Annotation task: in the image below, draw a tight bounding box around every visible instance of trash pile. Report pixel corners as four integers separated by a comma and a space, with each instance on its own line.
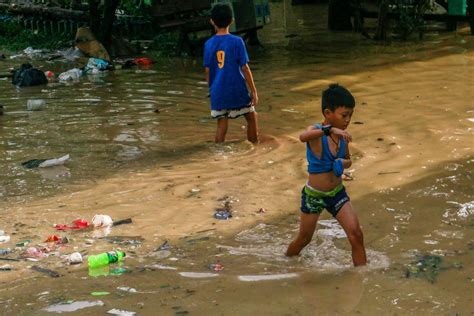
0, 214, 133, 278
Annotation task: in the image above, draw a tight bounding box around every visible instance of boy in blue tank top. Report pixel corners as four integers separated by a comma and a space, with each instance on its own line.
203, 4, 259, 143
286, 84, 367, 266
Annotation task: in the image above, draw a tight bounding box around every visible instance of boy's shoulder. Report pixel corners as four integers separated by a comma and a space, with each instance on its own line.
205, 34, 243, 46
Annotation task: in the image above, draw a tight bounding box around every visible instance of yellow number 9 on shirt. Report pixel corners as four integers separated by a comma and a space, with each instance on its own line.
217, 50, 225, 69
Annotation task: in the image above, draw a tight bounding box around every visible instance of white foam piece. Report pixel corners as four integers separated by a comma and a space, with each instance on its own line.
238, 273, 299, 282
179, 272, 219, 278
43, 300, 104, 313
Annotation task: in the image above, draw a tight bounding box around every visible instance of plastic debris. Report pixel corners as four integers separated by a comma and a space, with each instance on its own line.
91, 291, 110, 296
179, 272, 218, 278
68, 252, 83, 264
0, 235, 10, 243
0, 248, 12, 255
107, 308, 136, 316
31, 265, 60, 277
43, 300, 104, 313
92, 214, 113, 228
12, 63, 48, 87
88, 250, 125, 268
55, 219, 90, 231
208, 262, 224, 272
157, 240, 171, 251
105, 236, 143, 245
0, 265, 12, 271
113, 218, 133, 226
58, 68, 83, 81
22, 154, 70, 169
26, 247, 46, 258
16, 240, 31, 247
238, 273, 299, 282
214, 209, 232, 220
45, 235, 69, 244
26, 99, 46, 111
117, 286, 137, 293
257, 208, 266, 213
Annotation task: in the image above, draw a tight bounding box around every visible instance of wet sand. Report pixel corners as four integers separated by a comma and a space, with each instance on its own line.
1, 2, 474, 314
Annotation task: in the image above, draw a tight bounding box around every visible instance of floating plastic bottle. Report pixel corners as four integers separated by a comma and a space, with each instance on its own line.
26, 99, 46, 111
88, 250, 125, 268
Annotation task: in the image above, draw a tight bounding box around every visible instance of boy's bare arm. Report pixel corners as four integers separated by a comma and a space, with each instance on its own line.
241, 64, 258, 106
300, 125, 324, 142
205, 67, 209, 84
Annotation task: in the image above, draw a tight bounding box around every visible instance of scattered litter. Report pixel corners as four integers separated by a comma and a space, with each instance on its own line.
208, 262, 224, 272
214, 209, 232, 220
88, 250, 125, 268
113, 218, 133, 226
0, 265, 12, 271
43, 300, 104, 313
117, 286, 137, 293
157, 240, 171, 251
22, 154, 70, 169
190, 188, 200, 193
55, 218, 90, 231
238, 273, 299, 282
405, 254, 462, 283
0, 248, 12, 255
58, 68, 83, 81
25, 247, 47, 258
106, 236, 143, 245
91, 292, 110, 296
16, 240, 31, 247
257, 208, 266, 214
68, 252, 83, 264
45, 235, 69, 244
26, 99, 46, 111
92, 214, 113, 228
0, 235, 10, 243
144, 264, 177, 271
179, 272, 219, 278
31, 265, 60, 277
12, 63, 48, 87
107, 308, 136, 316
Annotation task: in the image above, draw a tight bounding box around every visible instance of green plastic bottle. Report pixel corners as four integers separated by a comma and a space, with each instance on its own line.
87, 250, 125, 268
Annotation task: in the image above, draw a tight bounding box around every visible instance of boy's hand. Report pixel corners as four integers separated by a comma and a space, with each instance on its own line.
331, 128, 352, 143
250, 92, 258, 106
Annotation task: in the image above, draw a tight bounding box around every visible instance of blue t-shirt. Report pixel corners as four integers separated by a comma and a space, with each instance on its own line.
203, 34, 251, 110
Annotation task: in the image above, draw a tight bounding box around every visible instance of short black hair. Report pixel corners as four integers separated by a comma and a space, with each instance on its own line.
321, 83, 355, 113
211, 4, 233, 28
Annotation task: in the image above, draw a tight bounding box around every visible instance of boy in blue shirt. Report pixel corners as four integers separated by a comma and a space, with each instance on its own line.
286, 84, 367, 266
204, 4, 259, 143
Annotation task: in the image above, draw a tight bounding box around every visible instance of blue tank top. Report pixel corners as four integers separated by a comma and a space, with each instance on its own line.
307, 124, 346, 174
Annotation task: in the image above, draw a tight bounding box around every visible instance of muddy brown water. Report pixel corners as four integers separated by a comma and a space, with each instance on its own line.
1, 2, 473, 315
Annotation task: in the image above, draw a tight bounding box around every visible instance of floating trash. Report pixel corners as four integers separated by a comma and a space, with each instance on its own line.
107, 308, 136, 316
214, 209, 232, 220
43, 300, 104, 313
238, 273, 299, 282
179, 272, 219, 278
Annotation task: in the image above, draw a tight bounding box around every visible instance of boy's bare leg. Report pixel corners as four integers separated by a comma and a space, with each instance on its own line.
215, 118, 228, 143
244, 111, 259, 143
335, 202, 367, 266
286, 213, 320, 257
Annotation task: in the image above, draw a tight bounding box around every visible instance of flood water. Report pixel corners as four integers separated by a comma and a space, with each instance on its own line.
1, 1, 473, 315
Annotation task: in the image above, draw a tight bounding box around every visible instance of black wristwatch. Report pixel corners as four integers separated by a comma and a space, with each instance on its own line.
322, 125, 332, 136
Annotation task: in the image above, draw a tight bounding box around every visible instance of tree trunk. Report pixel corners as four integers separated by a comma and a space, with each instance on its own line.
99, 0, 119, 51
374, 0, 389, 40
328, 0, 353, 31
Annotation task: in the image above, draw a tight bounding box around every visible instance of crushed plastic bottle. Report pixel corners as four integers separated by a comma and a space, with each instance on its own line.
88, 250, 125, 268
58, 68, 82, 81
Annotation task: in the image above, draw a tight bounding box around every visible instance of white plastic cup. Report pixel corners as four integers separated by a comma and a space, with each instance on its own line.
92, 214, 113, 228
26, 99, 46, 111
